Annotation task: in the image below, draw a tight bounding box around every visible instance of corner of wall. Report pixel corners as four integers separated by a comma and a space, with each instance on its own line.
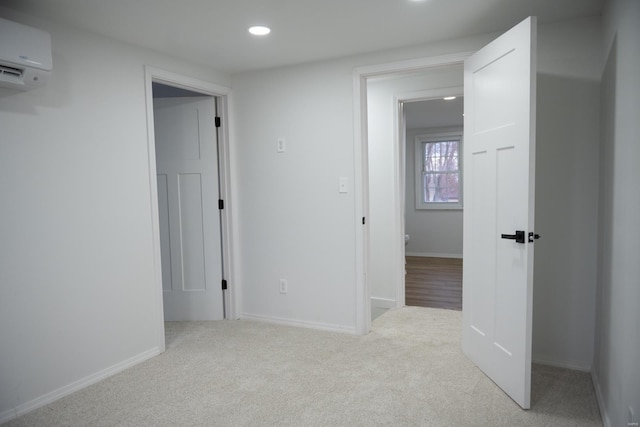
591, 369, 612, 427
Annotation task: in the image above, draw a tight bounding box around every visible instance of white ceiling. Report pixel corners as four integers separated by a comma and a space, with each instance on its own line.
3, 0, 603, 74
405, 97, 463, 130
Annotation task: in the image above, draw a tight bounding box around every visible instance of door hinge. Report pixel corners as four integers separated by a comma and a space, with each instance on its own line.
218, 199, 224, 210
362, 217, 366, 225
215, 116, 221, 128
221, 279, 228, 290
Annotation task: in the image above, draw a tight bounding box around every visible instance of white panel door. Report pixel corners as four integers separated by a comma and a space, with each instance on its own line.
462, 17, 537, 409
154, 96, 224, 321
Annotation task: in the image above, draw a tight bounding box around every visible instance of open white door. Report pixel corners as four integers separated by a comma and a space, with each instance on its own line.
154, 96, 224, 321
462, 17, 537, 409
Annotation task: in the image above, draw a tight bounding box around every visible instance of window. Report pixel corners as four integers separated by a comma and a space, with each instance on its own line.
415, 130, 463, 210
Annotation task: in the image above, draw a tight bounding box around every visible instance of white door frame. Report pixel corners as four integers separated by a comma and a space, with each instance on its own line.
144, 66, 235, 351
353, 53, 471, 335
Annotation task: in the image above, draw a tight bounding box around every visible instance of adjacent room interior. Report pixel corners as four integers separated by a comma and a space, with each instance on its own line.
403, 97, 464, 312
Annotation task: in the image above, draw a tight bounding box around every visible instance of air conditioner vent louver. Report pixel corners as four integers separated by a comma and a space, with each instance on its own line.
0, 64, 23, 78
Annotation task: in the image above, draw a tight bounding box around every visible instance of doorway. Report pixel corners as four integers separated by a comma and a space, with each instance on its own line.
402, 97, 463, 311
152, 83, 224, 321
356, 17, 539, 409
363, 63, 465, 327
144, 67, 234, 351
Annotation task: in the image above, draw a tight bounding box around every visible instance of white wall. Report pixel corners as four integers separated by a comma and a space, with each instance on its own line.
594, 0, 640, 425
230, 60, 357, 331
405, 127, 463, 258
0, 9, 230, 421
531, 17, 602, 371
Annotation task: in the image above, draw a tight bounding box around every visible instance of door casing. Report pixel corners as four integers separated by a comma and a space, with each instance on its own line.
144, 66, 234, 352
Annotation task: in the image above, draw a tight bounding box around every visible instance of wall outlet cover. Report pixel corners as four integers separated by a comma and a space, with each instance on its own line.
279, 279, 288, 294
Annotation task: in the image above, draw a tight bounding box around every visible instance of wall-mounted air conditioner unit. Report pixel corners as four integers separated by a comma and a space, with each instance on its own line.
0, 17, 52, 91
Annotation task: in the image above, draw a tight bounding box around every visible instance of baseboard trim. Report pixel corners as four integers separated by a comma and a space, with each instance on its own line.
240, 313, 356, 335
591, 370, 611, 427
371, 297, 396, 309
532, 355, 591, 372
405, 252, 463, 259
0, 347, 162, 424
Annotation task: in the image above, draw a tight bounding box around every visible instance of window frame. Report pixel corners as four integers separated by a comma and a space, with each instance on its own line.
414, 128, 463, 210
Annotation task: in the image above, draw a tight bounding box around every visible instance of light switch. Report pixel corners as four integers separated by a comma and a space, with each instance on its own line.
339, 177, 348, 193
277, 138, 286, 153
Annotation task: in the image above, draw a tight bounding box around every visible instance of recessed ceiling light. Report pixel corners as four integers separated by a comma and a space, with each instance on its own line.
443, 96, 456, 100
249, 26, 271, 36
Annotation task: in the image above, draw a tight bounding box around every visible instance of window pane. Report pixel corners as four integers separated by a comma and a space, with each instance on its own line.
422, 172, 459, 203
424, 140, 459, 173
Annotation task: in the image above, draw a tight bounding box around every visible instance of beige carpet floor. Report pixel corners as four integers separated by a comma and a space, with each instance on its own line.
5, 307, 602, 426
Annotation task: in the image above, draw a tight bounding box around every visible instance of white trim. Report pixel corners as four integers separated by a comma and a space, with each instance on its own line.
591, 370, 611, 427
226, 92, 242, 319
406, 252, 463, 259
392, 94, 406, 309
0, 347, 161, 424
240, 313, 357, 335
215, 93, 236, 321
371, 297, 397, 309
396, 88, 462, 105
146, 67, 231, 96
143, 67, 166, 353
354, 53, 474, 78
353, 56, 470, 333
531, 355, 591, 372
353, 71, 370, 335
143, 66, 235, 345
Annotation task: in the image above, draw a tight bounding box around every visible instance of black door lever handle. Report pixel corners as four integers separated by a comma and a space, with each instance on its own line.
501, 230, 526, 244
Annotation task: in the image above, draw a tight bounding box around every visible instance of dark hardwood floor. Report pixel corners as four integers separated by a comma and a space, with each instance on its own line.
405, 256, 462, 310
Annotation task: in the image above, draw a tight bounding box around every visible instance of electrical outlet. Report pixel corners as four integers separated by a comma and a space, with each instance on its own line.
279, 279, 288, 294
277, 138, 286, 153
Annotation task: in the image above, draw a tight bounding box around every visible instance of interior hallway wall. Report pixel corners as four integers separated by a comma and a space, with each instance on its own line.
532, 16, 602, 371
593, 0, 640, 425
0, 8, 230, 421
